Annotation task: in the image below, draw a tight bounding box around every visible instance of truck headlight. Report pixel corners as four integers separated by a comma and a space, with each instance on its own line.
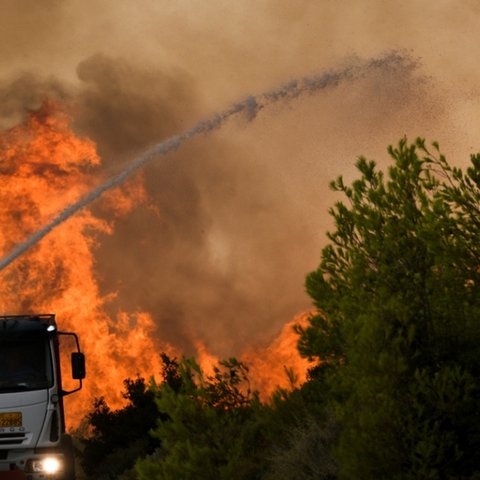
26, 455, 63, 474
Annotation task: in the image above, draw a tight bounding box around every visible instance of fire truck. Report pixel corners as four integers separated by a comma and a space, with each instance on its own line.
0, 315, 85, 480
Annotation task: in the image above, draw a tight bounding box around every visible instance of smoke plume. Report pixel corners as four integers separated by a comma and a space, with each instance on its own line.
0, 0, 475, 365
0, 52, 410, 272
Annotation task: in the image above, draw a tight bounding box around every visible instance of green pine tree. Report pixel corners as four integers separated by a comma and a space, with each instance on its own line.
135, 356, 265, 480
298, 139, 480, 479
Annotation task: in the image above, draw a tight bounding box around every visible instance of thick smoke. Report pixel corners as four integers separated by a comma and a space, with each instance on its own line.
0, 52, 419, 352
0, 1, 474, 356
0, 74, 68, 129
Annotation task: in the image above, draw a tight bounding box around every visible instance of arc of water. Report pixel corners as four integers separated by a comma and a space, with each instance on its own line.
0, 51, 408, 272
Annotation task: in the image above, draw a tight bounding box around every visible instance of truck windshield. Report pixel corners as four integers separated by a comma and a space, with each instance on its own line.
0, 337, 53, 392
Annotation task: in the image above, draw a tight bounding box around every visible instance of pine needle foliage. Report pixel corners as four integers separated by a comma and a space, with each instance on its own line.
298, 139, 480, 479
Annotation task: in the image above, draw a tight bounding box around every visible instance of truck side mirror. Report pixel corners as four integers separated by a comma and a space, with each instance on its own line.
71, 352, 86, 380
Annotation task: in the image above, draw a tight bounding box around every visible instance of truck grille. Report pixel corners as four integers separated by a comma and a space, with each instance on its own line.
0, 433, 26, 445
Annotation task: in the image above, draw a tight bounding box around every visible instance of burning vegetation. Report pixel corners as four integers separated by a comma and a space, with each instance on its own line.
0, 102, 309, 427
3, 98, 480, 479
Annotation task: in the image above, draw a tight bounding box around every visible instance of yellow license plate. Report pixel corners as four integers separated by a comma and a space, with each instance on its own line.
0, 412, 22, 427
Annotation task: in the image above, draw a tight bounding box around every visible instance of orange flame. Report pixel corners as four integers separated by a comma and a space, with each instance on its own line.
0, 103, 309, 428
242, 312, 311, 399
0, 102, 175, 428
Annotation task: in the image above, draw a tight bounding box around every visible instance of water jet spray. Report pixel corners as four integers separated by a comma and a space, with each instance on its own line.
0, 51, 412, 272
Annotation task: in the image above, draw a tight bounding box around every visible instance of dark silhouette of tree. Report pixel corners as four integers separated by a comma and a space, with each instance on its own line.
81, 377, 162, 480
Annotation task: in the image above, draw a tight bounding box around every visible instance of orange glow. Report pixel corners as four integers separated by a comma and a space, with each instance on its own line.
0, 102, 172, 428
193, 340, 219, 377
242, 312, 311, 399
0, 102, 310, 428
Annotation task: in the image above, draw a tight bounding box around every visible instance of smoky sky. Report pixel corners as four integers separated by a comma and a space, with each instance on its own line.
0, 0, 478, 356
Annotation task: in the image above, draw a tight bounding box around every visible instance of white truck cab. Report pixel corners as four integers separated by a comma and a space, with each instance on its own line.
0, 315, 85, 480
